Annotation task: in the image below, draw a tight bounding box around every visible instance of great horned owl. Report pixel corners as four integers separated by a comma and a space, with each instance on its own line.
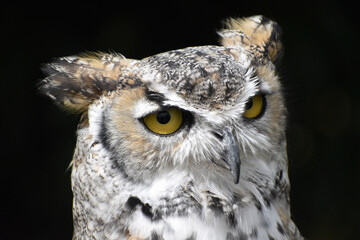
39, 16, 303, 240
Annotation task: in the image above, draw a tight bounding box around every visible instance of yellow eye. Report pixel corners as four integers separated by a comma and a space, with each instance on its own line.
243, 95, 265, 119
143, 108, 183, 135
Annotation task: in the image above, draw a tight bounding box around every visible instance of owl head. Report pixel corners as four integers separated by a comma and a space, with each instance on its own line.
39, 15, 285, 190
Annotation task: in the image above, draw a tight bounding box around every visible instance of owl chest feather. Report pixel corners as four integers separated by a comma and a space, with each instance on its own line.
71, 133, 299, 240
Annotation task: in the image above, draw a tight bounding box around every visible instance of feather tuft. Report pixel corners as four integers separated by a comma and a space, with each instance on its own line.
219, 15, 283, 67
39, 53, 141, 113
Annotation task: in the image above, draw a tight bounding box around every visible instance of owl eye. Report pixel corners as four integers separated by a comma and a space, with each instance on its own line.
243, 95, 266, 119
143, 107, 183, 135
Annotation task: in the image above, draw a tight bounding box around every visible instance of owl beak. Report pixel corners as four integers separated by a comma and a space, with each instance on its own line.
221, 127, 241, 184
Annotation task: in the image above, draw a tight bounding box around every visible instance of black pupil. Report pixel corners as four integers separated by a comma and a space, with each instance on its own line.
245, 98, 253, 110
156, 111, 171, 124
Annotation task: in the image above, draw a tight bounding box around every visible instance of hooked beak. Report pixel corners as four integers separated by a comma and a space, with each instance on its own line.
221, 127, 241, 184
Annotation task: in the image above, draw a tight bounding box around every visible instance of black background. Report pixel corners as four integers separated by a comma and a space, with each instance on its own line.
1, 1, 359, 239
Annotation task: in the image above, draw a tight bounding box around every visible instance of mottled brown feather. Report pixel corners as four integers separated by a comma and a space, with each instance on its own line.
220, 16, 283, 66
39, 53, 142, 113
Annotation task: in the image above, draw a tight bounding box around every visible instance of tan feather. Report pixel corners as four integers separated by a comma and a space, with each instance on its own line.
39, 53, 142, 113
219, 15, 283, 66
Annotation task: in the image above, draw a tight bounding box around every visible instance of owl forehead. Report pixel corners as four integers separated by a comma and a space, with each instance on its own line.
138, 46, 254, 110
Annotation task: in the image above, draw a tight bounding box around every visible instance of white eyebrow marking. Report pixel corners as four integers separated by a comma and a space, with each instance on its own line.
133, 98, 160, 119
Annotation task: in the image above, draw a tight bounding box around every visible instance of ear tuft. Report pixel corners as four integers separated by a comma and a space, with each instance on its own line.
39, 53, 141, 113
219, 15, 283, 67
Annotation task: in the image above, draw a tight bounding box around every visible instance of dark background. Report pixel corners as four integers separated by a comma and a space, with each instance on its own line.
1, 1, 359, 239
